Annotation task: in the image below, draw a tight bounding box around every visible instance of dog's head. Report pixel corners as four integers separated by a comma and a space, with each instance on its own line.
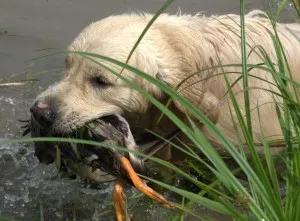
30, 14, 219, 137
31, 15, 171, 135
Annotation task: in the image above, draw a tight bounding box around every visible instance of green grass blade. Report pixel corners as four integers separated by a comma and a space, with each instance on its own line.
139, 175, 240, 218
120, 0, 174, 74
240, 0, 252, 138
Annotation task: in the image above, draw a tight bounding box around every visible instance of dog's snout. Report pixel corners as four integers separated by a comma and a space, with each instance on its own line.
30, 100, 56, 126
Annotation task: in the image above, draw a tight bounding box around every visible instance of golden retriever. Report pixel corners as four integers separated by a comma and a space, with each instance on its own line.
31, 10, 300, 163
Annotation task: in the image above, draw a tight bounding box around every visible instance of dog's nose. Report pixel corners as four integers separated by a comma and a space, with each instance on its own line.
30, 100, 55, 126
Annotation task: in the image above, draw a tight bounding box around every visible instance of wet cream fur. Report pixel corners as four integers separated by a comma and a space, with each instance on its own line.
37, 10, 300, 154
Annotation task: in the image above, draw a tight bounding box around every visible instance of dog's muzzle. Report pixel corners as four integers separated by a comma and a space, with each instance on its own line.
30, 99, 57, 128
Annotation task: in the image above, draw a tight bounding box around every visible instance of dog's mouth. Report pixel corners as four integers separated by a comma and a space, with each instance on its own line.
22, 114, 148, 182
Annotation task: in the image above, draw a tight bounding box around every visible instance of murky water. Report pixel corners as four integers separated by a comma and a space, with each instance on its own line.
0, 0, 296, 220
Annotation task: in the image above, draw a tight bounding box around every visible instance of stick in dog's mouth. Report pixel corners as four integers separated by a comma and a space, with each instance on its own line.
21, 114, 171, 220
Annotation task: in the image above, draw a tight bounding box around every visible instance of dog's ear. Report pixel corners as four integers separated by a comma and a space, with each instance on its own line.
155, 71, 220, 124
135, 46, 219, 124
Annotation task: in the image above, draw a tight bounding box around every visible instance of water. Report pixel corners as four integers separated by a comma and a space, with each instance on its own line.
0, 0, 296, 220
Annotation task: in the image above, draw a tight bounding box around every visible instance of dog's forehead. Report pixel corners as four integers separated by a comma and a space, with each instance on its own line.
69, 37, 136, 61
66, 41, 139, 82
65, 15, 156, 81
68, 16, 151, 56
64, 53, 131, 84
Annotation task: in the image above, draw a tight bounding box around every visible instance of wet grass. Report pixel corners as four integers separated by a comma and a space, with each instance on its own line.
0, 28, 8, 35
1, 0, 300, 220
0, 63, 62, 88
65, 1, 300, 219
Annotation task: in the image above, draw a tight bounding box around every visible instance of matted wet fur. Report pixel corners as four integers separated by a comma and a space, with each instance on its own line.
34, 10, 300, 161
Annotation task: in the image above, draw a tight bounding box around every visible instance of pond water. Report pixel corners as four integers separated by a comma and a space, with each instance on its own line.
0, 0, 296, 220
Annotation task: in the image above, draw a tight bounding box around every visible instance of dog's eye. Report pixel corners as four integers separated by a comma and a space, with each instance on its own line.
92, 77, 110, 88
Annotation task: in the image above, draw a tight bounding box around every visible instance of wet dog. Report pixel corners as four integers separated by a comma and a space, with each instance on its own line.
31, 10, 300, 157
27, 10, 300, 220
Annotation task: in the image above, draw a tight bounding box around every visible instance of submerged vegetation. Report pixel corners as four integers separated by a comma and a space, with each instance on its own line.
1, 0, 300, 220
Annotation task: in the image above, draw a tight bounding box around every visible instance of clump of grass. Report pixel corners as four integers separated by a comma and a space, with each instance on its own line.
2, 0, 300, 220
0, 62, 62, 88
0, 28, 8, 35
69, 1, 299, 220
